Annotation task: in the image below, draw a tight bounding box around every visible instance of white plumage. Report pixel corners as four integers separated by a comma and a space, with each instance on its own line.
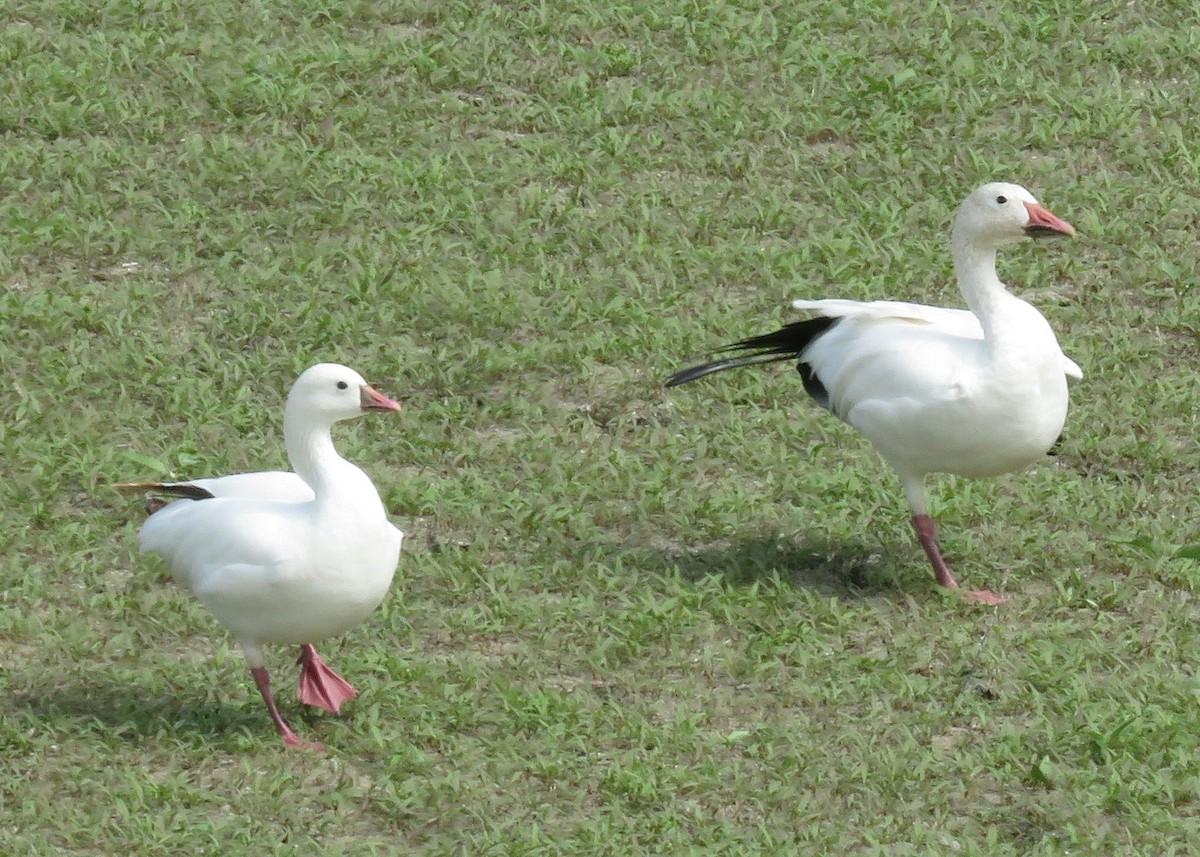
667, 182, 1079, 603
121, 363, 403, 747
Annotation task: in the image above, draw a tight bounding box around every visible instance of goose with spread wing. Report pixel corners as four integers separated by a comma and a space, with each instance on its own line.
667, 183, 1079, 604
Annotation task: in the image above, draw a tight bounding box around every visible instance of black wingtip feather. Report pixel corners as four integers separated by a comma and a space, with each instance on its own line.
724, 317, 839, 356
665, 316, 840, 391
665, 362, 726, 388
156, 483, 217, 501
115, 481, 216, 502
665, 353, 790, 387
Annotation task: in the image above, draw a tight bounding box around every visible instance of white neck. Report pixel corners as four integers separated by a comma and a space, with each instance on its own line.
282, 406, 387, 523
952, 234, 1015, 344
951, 229, 1067, 387
283, 409, 346, 499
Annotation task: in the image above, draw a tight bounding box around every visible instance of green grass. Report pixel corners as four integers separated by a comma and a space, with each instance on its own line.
2, 0, 1200, 853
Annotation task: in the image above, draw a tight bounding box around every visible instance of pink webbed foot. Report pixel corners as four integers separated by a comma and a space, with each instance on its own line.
910, 513, 1006, 606
250, 666, 325, 751
296, 644, 358, 714
962, 589, 1007, 606
281, 733, 327, 752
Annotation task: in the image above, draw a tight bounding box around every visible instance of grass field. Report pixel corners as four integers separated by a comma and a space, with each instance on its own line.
2, 0, 1199, 853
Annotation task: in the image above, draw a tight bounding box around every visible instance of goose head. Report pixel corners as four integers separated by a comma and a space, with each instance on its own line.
953, 182, 1075, 251
286, 363, 401, 427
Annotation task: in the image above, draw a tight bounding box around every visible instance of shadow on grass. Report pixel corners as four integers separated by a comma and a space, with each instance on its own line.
620, 531, 932, 601
10, 678, 277, 745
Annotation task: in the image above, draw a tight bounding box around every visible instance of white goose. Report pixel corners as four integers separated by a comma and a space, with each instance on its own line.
120, 363, 404, 747
667, 182, 1079, 604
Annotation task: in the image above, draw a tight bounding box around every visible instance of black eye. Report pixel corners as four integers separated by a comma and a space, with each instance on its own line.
996, 195, 1008, 204
336, 381, 348, 390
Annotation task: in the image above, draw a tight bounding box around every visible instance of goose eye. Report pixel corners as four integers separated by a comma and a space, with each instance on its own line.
336, 381, 349, 390
996, 195, 1008, 204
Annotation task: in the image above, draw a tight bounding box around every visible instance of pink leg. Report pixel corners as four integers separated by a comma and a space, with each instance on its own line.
296, 644, 357, 714
250, 666, 323, 750
910, 514, 1005, 605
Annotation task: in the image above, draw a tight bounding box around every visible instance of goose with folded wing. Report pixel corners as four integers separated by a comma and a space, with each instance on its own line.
120, 363, 404, 748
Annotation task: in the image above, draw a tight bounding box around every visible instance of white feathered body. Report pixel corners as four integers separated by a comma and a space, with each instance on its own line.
795, 295, 1076, 480
139, 461, 402, 648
